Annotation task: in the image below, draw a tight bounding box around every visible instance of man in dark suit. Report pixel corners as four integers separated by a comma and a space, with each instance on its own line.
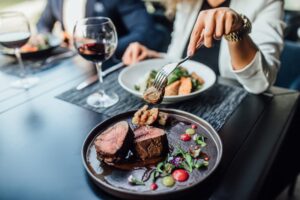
37, 0, 163, 59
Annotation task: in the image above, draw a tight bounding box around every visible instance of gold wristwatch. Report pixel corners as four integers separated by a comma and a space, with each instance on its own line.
224, 14, 252, 42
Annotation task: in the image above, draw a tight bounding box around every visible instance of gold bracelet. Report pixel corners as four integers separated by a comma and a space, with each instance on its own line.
224, 14, 252, 42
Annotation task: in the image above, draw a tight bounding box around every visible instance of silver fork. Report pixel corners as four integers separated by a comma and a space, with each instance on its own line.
153, 41, 204, 91
152, 55, 191, 91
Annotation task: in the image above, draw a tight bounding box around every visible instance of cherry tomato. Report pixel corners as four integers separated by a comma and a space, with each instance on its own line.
150, 183, 158, 190
180, 134, 191, 141
191, 124, 197, 129
172, 169, 189, 182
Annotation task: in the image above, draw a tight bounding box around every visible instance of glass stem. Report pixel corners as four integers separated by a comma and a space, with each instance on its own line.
15, 48, 26, 78
95, 62, 104, 93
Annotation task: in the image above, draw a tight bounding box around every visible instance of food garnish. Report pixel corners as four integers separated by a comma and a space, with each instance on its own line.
193, 135, 207, 147
132, 105, 159, 126
172, 169, 189, 182
158, 112, 168, 126
189, 145, 201, 158
150, 183, 158, 190
135, 67, 204, 97
180, 134, 191, 141
162, 176, 175, 187
186, 128, 196, 135
191, 124, 197, 129
128, 175, 145, 185
132, 105, 168, 126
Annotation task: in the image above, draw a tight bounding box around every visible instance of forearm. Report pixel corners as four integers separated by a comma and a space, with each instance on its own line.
228, 35, 258, 70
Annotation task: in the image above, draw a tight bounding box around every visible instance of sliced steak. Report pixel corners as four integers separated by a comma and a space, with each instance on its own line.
94, 121, 134, 164
134, 126, 168, 161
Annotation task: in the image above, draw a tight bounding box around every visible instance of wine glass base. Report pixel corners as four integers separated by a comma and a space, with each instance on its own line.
11, 77, 39, 89
86, 91, 119, 108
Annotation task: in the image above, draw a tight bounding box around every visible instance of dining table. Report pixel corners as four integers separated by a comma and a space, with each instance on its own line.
0, 53, 299, 200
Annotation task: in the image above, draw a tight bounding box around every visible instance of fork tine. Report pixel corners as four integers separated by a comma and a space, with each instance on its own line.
156, 71, 167, 91
153, 71, 163, 88
154, 70, 165, 88
152, 53, 194, 92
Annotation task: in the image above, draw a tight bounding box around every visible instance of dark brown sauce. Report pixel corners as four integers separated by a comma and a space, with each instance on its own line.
106, 156, 166, 171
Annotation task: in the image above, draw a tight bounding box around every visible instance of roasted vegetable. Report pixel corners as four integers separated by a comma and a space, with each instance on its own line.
135, 66, 204, 96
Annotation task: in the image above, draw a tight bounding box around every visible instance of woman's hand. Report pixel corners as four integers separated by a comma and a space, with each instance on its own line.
187, 7, 244, 56
122, 42, 161, 65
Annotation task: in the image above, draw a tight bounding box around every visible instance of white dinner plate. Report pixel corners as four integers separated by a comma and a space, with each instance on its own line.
118, 58, 216, 104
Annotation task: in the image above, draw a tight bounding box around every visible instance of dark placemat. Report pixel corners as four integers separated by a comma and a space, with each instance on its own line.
0, 47, 69, 76
57, 69, 248, 131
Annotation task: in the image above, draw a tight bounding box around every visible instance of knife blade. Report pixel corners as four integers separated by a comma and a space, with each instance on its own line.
76, 62, 124, 90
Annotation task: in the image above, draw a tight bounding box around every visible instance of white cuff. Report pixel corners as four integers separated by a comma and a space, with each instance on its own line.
230, 51, 270, 94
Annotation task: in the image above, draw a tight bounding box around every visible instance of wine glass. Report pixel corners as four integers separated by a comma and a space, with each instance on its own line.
0, 11, 39, 89
73, 17, 119, 108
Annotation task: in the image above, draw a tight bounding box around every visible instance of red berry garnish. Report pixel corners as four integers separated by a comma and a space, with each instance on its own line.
150, 183, 158, 190
180, 134, 191, 141
172, 169, 189, 182
191, 124, 197, 129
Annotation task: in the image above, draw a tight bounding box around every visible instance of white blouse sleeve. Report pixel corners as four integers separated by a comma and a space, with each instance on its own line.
231, 0, 285, 94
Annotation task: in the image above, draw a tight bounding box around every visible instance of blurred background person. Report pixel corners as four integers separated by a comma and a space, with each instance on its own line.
122, 0, 285, 94
37, 0, 164, 59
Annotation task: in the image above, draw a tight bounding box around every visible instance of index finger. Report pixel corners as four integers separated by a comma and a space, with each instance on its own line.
187, 12, 205, 56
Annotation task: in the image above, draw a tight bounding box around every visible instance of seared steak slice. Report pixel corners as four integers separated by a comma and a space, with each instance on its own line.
94, 121, 133, 164
134, 126, 168, 161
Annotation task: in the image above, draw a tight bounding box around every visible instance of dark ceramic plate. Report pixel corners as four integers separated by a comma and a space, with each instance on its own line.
82, 109, 222, 199
0, 34, 61, 58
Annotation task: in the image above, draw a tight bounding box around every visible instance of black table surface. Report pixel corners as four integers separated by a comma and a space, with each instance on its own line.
0, 55, 299, 200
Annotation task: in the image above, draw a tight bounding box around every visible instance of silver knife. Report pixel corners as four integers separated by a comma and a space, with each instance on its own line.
76, 62, 124, 90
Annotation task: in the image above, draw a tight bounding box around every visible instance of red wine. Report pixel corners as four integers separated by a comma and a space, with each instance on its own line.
0, 32, 30, 49
77, 43, 113, 62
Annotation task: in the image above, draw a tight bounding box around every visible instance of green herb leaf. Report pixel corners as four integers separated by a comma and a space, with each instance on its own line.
134, 85, 140, 91
156, 162, 165, 173
185, 154, 193, 171
181, 161, 191, 172
163, 163, 174, 175
150, 170, 160, 183
194, 159, 209, 169
194, 135, 207, 147
128, 175, 145, 185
